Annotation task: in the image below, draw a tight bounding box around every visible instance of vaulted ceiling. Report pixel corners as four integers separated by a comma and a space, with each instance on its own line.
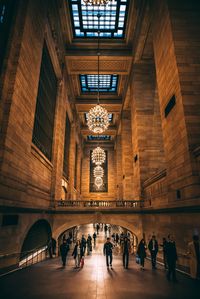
58, 0, 154, 146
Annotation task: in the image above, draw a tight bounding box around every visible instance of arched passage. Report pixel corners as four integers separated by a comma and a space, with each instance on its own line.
20, 219, 52, 259
52, 213, 143, 242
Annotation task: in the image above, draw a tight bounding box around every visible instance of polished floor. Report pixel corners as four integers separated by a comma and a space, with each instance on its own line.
0, 224, 200, 299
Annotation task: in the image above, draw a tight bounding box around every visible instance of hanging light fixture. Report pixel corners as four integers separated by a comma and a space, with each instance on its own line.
92, 146, 106, 165
93, 165, 104, 178
94, 177, 103, 189
83, 0, 112, 6
87, 12, 110, 134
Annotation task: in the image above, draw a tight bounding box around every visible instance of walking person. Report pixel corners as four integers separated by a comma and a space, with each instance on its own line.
60, 239, 69, 267
104, 224, 108, 236
160, 237, 168, 269
115, 233, 119, 244
187, 235, 200, 280
81, 235, 87, 255
72, 240, 82, 268
96, 223, 100, 235
51, 238, 57, 256
87, 234, 92, 255
166, 234, 178, 282
137, 238, 147, 270
148, 235, 158, 269
122, 236, 131, 269
103, 237, 114, 269
93, 232, 97, 247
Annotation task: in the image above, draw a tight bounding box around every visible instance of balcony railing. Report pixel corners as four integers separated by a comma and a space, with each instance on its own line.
56, 200, 144, 209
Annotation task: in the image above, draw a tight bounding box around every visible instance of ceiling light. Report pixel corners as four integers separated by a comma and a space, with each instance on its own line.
87, 105, 109, 134
86, 11, 110, 134
94, 177, 103, 189
93, 165, 104, 178
92, 146, 106, 165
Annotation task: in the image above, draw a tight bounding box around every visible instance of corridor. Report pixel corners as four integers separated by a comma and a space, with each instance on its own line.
0, 224, 200, 299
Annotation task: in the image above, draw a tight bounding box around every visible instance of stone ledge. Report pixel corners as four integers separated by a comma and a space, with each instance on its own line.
31, 144, 53, 171
143, 169, 167, 188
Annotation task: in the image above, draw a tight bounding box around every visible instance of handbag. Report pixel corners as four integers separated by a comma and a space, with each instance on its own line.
80, 257, 84, 268
136, 254, 140, 264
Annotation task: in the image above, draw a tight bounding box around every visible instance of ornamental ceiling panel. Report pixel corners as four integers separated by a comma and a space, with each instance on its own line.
65, 56, 132, 74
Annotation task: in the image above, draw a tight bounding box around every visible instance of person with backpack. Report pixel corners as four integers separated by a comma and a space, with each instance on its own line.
60, 239, 69, 267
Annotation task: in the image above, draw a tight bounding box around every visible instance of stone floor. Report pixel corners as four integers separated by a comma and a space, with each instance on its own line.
0, 224, 200, 299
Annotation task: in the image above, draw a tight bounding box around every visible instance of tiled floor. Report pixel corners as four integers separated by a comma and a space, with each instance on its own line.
0, 224, 200, 299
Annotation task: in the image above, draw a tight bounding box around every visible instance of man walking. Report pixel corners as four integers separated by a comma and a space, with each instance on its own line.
60, 239, 69, 267
103, 237, 114, 269
93, 232, 97, 247
148, 235, 158, 269
166, 234, 178, 282
122, 236, 131, 269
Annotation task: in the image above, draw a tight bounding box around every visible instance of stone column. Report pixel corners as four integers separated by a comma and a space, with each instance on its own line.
50, 79, 66, 204
68, 122, 76, 199
130, 63, 165, 200
121, 110, 134, 200
152, 0, 200, 202
115, 135, 123, 200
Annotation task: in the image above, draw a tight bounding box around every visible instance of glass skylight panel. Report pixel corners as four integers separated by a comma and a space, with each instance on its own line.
80, 74, 118, 92
87, 135, 111, 141
69, 0, 129, 38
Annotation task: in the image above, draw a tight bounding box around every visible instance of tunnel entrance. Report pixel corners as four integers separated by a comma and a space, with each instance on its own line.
57, 223, 138, 256
19, 219, 52, 267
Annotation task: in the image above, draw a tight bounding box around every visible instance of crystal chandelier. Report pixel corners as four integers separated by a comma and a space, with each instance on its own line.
93, 165, 104, 178
86, 12, 109, 134
83, 0, 112, 5
92, 146, 106, 165
94, 177, 103, 189
87, 105, 109, 133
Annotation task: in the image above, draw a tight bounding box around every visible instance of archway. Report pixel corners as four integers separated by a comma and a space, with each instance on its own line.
20, 219, 52, 260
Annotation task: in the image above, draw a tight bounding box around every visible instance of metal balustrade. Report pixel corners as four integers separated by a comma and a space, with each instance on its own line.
0, 244, 48, 277
56, 200, 144, 208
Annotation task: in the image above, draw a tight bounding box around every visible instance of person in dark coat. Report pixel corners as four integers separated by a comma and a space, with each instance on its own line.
160, 237, 168, 269
166, 234, 178, 282
60, 239, 69, 266
122, 236, 131, 269
103, 237, 114, 269
137, 239, 147, 270
115, 233, 119, 244
81, 235, 87, 255
93, 232, 97, 246
87, 234, 92, 255
96, 223, 100, 235
148, 235, 159, 269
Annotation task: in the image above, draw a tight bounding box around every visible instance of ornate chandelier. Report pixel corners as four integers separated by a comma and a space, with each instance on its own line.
93, 165, 104, 178
92, 146, 106, 165
94, 177, 103, 189
83, 0, 112, 5
87, 105, 109, 133
86, 11, 109, 134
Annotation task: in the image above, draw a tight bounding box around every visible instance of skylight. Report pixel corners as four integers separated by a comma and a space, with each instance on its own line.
80, 74, 118, 92
87, 135, 111, 141
69, 0, 129, 38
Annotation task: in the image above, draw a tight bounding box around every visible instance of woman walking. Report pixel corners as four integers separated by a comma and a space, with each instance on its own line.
72, 240, 83, 268
137, 238, 147, 270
